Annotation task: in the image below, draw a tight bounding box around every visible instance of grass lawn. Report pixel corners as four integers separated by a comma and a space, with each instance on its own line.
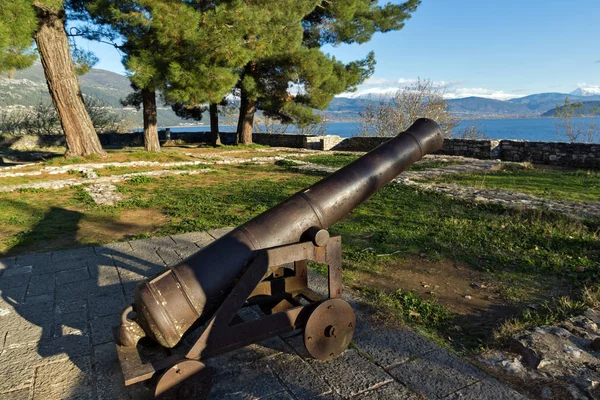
426, 163, 600, 204
1, 153, 599, 352
1, 146, 599, 353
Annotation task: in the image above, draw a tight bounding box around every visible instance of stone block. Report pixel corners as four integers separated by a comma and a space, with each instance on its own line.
51, 246, 96, 263
0, 273, 31, 290
27, 273, 55, 297
55, 266, 89, 285
0, 344, 41, 392
88, 292, 126, 319
1, 265, 32, 277
156, 247, 182, 267
54, 311, 89, 337
128, 236, 176, 253
14, 252, 51, 269
352, 381, 418, 399
209, 358, 287, 400
0, 257, 16, 270
170, 231, 214, 247
207, 336, 291, 370
307, 349, 392, 397
1, 285, 28, 303
446, 378, 527, 399
33, 356, 94, 400
353, 327, 440, 368
388, 348, 485, 398
56, 278, 121, 300
207, 227, 234, 239
93, 342, 151, 400
0, 389, 30, 400
94, 241, 133, 255
90, 313, 120, 345
88, 263, 121, 289
40, 333, 92, 359
266, 352, 332, 399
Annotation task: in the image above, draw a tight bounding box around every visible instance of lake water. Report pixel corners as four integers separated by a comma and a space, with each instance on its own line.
166, 117, 600, 143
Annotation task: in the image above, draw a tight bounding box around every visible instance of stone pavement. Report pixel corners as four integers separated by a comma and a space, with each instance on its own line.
0, 229, 527, 400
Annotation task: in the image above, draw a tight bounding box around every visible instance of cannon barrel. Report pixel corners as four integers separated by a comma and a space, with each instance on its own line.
124, 118, 444, 348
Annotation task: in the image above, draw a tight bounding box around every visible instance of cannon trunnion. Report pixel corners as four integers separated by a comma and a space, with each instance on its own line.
113, 118, 444, 398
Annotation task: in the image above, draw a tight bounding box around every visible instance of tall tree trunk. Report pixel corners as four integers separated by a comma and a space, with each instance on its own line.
33, 4, 105, 157
236, 91, 256, 145
236, 63, 257, 145
209, 103, 221, 146
142, 88, 161, 152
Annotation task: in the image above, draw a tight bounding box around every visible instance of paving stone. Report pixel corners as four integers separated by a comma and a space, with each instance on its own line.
55, 278, 122, 300
0, 389, 30, 400
0, 257, 16, 270
207, 336, 291, 370
88, 292, 127, 319
209, 358, 287, 400
0, 274, 32, 289
32, 356, 94, 400
93, 342, 151, 400
94, 241, 132, 255
4, 319, 52, 347
1, 285, 28, 303
0, 344, 42, 392
52, 246, 96, 263
55, 266, 89, 285
266, 352, 332, 399
207, 227, 234, 239
40, 333, 92, 359
54, 311, 88, 336
284, 332, 312, 359
128, 236, 176, 253
353, 327, 440, 368
2, 265, 32, 277
353, 381, 419, 399
34, 258, 87, 275
446, 378, 527, 399
88, 262, 121, 289
308, 349, 393, 398
25, 294, 54, 304
112, 251, 165, 278
14, 252, 51, 269
90, 313, 120, 345
261, 391, 294, 399
55, 299, 87, 315
170, 231, 214, 247
27, 273, 55, 297
388, 349, 486, 399
174, 245, 201, 260
156, 247, 182, 267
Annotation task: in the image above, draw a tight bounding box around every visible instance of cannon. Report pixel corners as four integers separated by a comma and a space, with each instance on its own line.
114, 118, 444, 399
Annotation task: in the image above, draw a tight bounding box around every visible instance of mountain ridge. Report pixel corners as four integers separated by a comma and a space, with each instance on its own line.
2, 63, 599, 125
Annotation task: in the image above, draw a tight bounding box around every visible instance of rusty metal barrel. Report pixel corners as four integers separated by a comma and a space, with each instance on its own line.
121, 118, 444, 348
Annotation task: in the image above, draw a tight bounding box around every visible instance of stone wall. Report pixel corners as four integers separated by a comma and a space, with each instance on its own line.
500, 140, 600, 168
2, 131, 600, 168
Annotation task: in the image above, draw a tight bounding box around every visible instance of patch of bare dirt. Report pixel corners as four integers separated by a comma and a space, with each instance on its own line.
78, 209, 169, 243
352, 257, 520, 335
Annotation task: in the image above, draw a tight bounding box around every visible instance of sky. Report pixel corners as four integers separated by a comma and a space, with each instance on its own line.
75, 0, 600, 101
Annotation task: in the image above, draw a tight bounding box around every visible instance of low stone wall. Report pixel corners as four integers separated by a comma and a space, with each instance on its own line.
2, 131, 600, 168
500, 140, 600, 168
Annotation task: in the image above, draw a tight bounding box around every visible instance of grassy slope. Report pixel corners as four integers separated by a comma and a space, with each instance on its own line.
427, 164, 600, 204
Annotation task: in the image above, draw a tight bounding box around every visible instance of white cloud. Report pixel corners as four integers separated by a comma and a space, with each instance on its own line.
337, 77, 525, 101
573, 83, 600, 95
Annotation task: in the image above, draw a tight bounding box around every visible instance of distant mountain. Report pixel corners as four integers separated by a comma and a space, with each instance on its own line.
541, 101, 600, 117
3, 63, 600, 125
570, 87, 600, 97
0, 62, 195, 127
507, 92, 600, 114
446, 96, 533, 117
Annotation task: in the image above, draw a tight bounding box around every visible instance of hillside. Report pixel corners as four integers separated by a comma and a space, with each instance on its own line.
541, 101, 600, 117
0, 62, 194, 127
446, 96, 533, 117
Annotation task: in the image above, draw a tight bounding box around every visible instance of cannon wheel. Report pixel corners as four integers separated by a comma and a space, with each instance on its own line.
154, 360, 212, 400
304, 298, 356, 361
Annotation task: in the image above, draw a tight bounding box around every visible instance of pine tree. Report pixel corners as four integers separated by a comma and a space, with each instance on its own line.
33, 1, 106, 157
0, 1, 37, 74
235, 0, 421, 143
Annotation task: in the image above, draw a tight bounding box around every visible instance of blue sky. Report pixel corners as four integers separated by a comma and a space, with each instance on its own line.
76, 0, 600, 100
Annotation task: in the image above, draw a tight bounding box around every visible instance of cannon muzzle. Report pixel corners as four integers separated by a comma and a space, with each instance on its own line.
120, 118, 444, 349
